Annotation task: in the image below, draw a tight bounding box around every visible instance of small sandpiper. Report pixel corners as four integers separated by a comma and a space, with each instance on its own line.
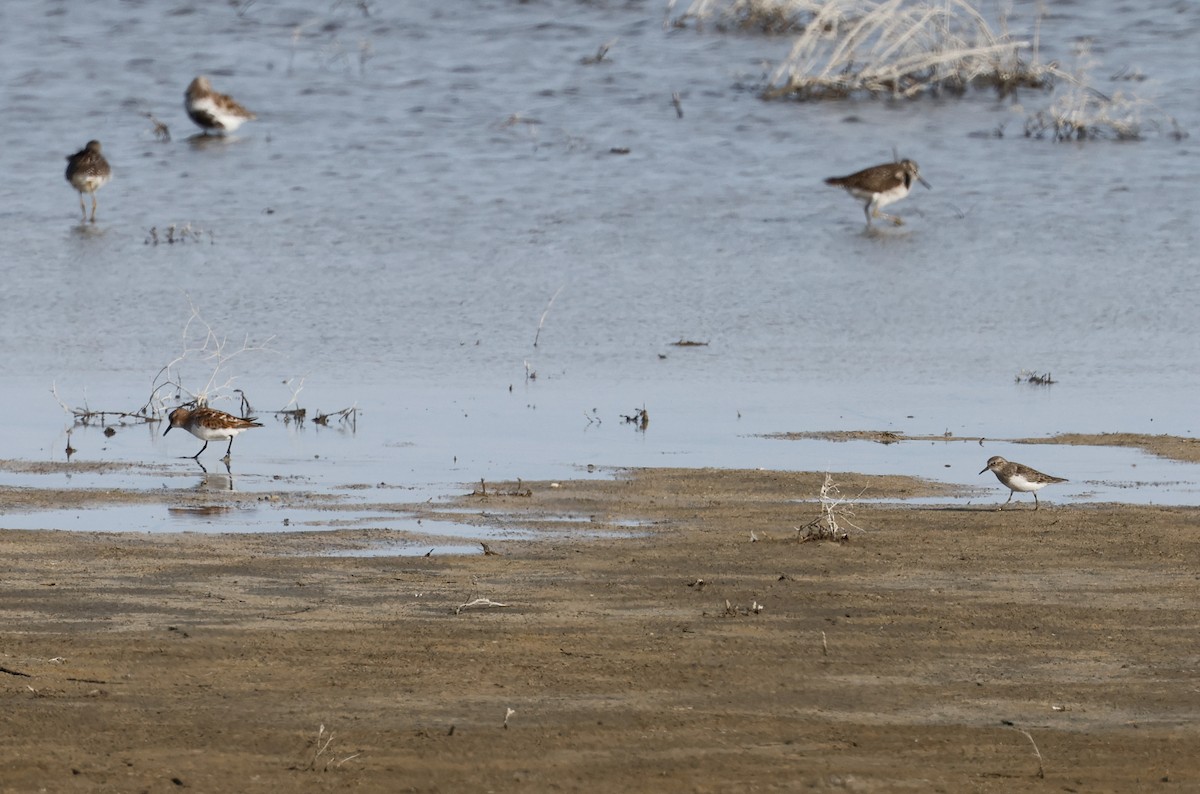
164, 405, 263, 459
825, 159, 930, 228
185, 76, 257, 134
979, 456, 1067, 511
64, 140, 111, 223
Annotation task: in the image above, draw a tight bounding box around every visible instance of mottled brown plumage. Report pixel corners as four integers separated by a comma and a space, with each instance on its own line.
979, 456, 1067, 510
825, 159, 930, 228
185, 76, 257, 134
164, 405, 263, 459
65, 140, 111, 223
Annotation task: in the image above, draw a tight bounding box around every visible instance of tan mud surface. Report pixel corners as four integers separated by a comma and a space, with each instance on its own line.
769, 430, 1200, 464
3, 467, 1200, 792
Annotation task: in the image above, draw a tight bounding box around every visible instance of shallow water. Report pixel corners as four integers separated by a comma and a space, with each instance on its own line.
2, 0, 1200, 533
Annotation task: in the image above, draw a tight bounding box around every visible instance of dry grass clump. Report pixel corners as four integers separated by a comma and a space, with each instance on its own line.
1024, 92, 1183, 142
1022, 46, 1187, 142
763, 0, 1059, 101
669, 0, 825, 35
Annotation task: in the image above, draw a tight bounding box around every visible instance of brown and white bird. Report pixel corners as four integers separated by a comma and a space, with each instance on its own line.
185, 76, 256, 134
164, 405, 263, 459
979, 456, 1067, 511
825, 159, 930, 228
64, 140, 111, 223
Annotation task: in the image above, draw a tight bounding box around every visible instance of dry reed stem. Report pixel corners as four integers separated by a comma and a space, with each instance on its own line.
1013, 727, 1045, 779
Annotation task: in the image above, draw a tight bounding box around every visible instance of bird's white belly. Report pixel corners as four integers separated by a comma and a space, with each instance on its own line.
193, 97, 248, 131
1005, 474, 1048, 493
187, 425, 243, 442
870, 183, 911, 210
73, 174, 109, 192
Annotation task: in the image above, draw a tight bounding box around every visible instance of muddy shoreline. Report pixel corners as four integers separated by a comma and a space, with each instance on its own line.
3, 458, 1200, 791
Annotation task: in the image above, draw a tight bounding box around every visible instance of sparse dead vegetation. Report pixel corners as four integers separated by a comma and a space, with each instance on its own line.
668, 0, 819, 35
313, 406, 360, 430
145, 224, 212, 245
678, 0, 1186, 141
1019, 42, 1187, 142
297, 724, 359, 772
580, 38, 618, 65
142, 303, 274, 419
720, 598, 765, 616
473, 478, 533, 499
796, 473, 862, 542
1023, 68, 1187, 141
761, 0, 1059, 101
51, 303, 357, 446
144, 112, 171, 142
1015, 370, 1056, 386
621, 406, 650, 432
51, 384, 156, 428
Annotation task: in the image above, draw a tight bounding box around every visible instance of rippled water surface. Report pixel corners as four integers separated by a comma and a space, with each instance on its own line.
2, 0, 1200, 528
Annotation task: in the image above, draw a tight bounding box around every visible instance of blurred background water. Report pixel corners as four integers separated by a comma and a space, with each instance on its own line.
2, 0, 1199, 529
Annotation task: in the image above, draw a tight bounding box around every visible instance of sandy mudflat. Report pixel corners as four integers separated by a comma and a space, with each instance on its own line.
2, 463, 1200, 792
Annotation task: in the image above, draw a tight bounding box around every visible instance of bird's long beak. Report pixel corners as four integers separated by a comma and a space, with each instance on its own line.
163, 425, 173, 437
918, 175, 932, 189
978, 466, 988, 475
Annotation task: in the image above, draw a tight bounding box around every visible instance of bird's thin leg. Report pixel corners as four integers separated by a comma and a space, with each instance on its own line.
864, 201, 874, 228
191, 440, 209, 459
873, 206, 902, 226
1000, 490, 1015, 510
78, 194, 87, 220
90, 192, 98, 223
225, 438, 235, 456
1033, 492, 1040, 511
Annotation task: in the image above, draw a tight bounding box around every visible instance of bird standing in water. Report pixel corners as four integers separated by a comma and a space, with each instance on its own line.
65, 140, 111, 223
164, 405, 263, 459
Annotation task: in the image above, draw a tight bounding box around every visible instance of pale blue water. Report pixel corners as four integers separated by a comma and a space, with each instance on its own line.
2, 0, 1199, 535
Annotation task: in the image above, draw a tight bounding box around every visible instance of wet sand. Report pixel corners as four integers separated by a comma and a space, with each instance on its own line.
3, 462, 1200, 791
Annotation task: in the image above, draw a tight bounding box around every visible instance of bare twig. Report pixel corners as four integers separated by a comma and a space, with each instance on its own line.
313, 405, 359, 431
140, 299, 276, 419
1013, 727, 1045, 779
52, 382, 156, 427
533, 285, 565, 348
581, 38, 617, 64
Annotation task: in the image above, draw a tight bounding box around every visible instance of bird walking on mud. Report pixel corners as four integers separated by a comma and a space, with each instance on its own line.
825, 159, 930, 228
979, 456, 1067, 511
185, 76, 257, 134
164, 405, 262, 459
65, 140, 111, 223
